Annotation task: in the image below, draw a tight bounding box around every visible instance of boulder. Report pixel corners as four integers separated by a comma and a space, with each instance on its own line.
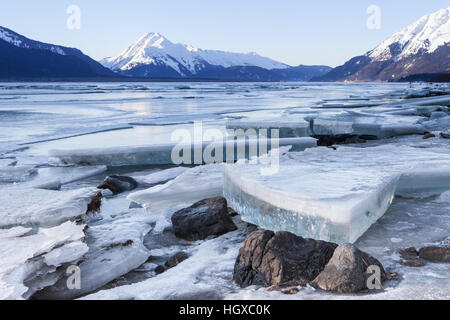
423, 133, 436, 139
86, 192, 103, 215
98, 175, 138, 195
400, 259, 426, 267
312, 243, 386, 293
419, 247, 450, 262
165, 252, 189, 269
440, 132, 450, 139
233, 230, 337, 288
171, 197, 237, 241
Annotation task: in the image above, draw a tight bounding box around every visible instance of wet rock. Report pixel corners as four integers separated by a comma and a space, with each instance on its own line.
440, 132, 450, 139
399, 247, 418, 259
282, 288, 300, 295
419, 247, 450, 262
171, 197, 238, 241
399, 247, 425, 267
165, 252, 189, 269
86, 192, 102, 215
155, 265, 166, 275
314, 135, 369, 147
233, 230, 337, 288
98, 175, 138, 195
228, 207, 239, 217
423, 133, 436, 139
386, 272, 398, 280
129, 201, 143, 209
312, 243, 386, 294
400, 259, 426, 267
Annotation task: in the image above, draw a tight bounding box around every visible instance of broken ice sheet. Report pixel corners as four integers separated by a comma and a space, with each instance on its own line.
224, 144, 450, 244
0, 186, 98, 228
0, 221, 86, 300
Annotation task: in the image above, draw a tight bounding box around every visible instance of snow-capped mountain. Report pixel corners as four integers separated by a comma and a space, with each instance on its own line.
315, 7, 450, 82
0, 26, 115, 79
101, 33, 331, 80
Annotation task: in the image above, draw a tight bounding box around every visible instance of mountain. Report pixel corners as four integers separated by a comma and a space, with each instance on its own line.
100, 33, 331, 81
0, 26, 116, 79
314, 7, 450, 82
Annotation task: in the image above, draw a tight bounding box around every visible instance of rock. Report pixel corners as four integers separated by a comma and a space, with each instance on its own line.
228, 207, 239, 217
312, 243, 386, 294
171, 197, 238, 241
165, 252, 189, 269
400, 259, 426, 267
98, 175, 138, 195
419, 247, 450, 262
386, 272, 398, 281
155, 265, 166, 275
129, 201, 143, 209
314, 135, 369, 147
233, 230, 337, 288
399, 247, 425, 267
267, 285, 281, 292
282, 288, 300, 295
399, 247, 418, 259
423, 133, 436, 139
440, 132, 450, 139
86, 192, 102, 215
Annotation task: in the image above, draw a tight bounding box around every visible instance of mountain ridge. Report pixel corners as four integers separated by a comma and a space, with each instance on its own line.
0, 26, 116, 79
100, 32, 331, 81
314, 7, 450, 82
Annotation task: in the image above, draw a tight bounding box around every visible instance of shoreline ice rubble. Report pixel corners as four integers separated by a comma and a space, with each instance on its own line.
0, 184, 153, 300
224, 145, 450, 244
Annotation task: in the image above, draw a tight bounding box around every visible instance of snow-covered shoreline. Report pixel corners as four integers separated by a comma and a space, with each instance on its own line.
0, 82, 449, 300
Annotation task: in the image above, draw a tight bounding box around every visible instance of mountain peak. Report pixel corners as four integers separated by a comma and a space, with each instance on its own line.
314, 6, 449, 82
368, 6, 450, 62
135, 32, 171, 49
100, 33, 291, 76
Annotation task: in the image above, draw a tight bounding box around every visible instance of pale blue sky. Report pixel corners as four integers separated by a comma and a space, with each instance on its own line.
0, 1, 448, 67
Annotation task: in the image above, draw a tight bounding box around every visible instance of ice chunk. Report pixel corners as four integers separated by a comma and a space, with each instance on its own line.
226, 120, 311, 138
34, 212, 152, 300
0, 165, 37, 183
129, 164, 224, 210
48, 138, 317, 166
312, 118, 426, 138
133, 167, 189, 186
0, 186, 98, 228
224, 145, 450, 244
0, 222, 86, 300
82, 226, 248, 300
436, 191, 450, 203
128, 164, 226, 234
26, 165, 107, 190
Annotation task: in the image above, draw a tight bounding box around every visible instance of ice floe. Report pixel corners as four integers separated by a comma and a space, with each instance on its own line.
48, 138, 318, 167
224, 144, 450, 244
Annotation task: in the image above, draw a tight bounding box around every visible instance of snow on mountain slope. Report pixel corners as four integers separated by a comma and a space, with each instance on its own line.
368, 7, 450, 62
315, 7, 450, 82
101, 32, 289, 76
0, 26, 67, 55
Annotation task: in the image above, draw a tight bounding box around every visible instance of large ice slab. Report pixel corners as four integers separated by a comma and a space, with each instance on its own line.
224, 145, 450, 244
48, 137, 317, 166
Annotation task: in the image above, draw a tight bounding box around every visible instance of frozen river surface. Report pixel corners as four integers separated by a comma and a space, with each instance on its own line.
0, 82, 449, 300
